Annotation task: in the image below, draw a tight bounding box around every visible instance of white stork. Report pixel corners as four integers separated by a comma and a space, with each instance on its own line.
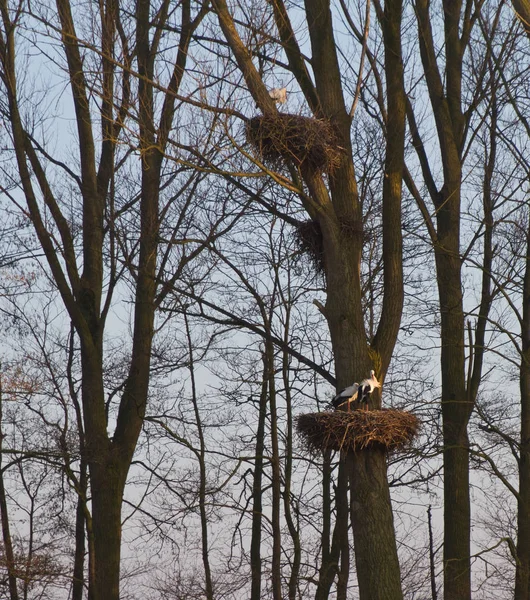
329, 383, 359, 411
357, 370, 381, 409
268, 87, 287, 104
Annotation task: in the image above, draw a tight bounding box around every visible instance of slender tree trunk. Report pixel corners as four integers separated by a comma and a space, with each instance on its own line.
337, 462, 350, 600
427, 506, 438, 600
185, 313, 214, 600
282, 343, 302, 600
315, 450, 333, 599
315, 459, 349, 600
86, 509, 95, 600
515, 216, 530, 600
250, 360, 268, 600
71, 461, 87, 600
267, 337, 283, 600
68, 326, 89, 600
0, 375, 19, 600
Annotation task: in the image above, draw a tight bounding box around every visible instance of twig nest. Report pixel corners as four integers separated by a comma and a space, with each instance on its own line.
246, 114, 343, 173
293, 219, 325, 274
296, 409, 420, 454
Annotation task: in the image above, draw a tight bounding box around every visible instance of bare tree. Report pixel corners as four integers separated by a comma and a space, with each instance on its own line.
0, 1, 209, 597
204, 0, 408, 597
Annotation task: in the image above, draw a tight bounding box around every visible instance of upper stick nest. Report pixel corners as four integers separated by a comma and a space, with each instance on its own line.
296, 409, 420, 454
246, 113, 343, 173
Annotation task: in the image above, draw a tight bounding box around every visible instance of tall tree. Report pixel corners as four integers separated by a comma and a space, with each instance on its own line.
210, 0, 407, 597
0, 1, 207, 598
408, 1, 495, 598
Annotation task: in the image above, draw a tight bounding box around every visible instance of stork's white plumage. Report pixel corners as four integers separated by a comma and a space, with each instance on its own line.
329, 383, 359, 410
268, 87, 287, 104
357, 370, 381, 408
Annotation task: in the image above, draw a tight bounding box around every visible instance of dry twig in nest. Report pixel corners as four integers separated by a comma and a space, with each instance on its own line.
296, 409, 419, 454
246, 114, 343, 173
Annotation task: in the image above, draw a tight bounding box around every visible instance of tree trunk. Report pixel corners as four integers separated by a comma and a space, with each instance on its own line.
427, 506, 438, 600
267, 337, 283, 600
90, 464, 126, 600
315, 459, 348, 600
0, 2, 200, 599
250, 361, 268, 600
435, 190, 470, 600
282, 335, 302, 600
0, 376, 19, 600
515, 217, 530, 600
210, 1, 406, 597
413, 2, 475, 597
185, 313, 214, 600
348, 450, 404, 600
71, 461, 87, 600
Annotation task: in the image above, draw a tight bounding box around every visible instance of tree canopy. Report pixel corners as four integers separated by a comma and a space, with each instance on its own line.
0, 0, 530, 599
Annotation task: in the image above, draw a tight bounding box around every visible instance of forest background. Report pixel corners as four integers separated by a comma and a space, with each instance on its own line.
0, 0, 529, 599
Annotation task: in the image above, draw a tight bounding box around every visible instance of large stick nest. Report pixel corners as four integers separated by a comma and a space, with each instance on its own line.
246, 114, 343, 173
296, 409, 420, 454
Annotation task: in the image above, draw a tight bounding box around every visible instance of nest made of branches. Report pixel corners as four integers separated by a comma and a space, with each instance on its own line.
246, 114, 343, 173
296, 409, 419, 454
293, 219, 325, 274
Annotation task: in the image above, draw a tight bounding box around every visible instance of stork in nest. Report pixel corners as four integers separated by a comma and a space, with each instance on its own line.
357, 370, 381, 409
328, 370, 381, 411
268, 87, 287, 104
329, 383, 359, 411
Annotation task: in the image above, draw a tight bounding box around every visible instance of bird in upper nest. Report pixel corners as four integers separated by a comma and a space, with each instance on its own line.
357, 370, 381, 409
268, 87, 287, 104
328, 383, 359, 411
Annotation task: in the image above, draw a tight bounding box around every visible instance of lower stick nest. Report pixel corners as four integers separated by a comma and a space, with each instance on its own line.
293, 220, 325, 274
296, 409, 420, 454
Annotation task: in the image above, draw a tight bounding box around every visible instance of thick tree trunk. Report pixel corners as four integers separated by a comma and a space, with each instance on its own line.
348, 450, 404, 600
90, 464, 126, 600
441, 426, 470, 598
210, 1, 405, 597
413, 2, 476, 597
434, 184, 471, 600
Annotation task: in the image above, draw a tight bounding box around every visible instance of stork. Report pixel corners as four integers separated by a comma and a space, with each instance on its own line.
357, 370, 381, 409
268, 87, 287, 104
328, 383, 359, 411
